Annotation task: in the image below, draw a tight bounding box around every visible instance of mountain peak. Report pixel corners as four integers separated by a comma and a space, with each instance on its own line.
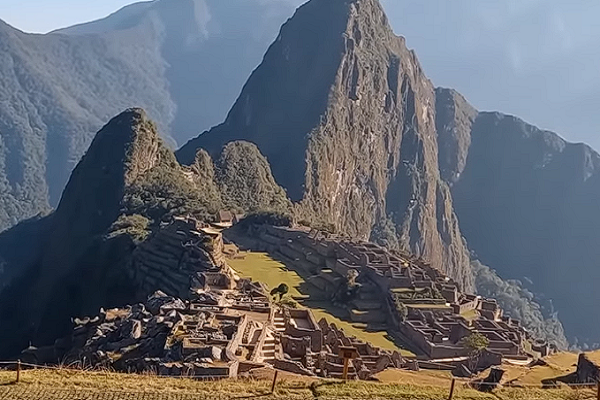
177, 0, 411, 196
55, 107, 168, 233
177, 0, 473, 292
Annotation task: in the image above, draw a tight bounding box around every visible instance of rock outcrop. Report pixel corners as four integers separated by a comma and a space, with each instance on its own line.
178, 0, 473, 292
576, 353, 600, 384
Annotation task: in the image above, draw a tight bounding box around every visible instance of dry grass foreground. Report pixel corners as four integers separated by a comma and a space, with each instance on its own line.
0, 367, 597, 400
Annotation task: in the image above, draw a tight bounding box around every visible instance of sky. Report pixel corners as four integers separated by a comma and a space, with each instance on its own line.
0, 0, 135, 33
1, 0, 599, 150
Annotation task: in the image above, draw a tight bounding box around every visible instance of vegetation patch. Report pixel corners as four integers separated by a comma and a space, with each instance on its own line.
473, 260, 568, 349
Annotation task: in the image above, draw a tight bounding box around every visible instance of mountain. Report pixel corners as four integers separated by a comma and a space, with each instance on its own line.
178, 0, 474, 292
0, 0, 296, 232
178, 0, 599, 344
2, 0, 595, 348
0, 108, 288, 358
436, 90, 600, 345
0, 109, 173, 356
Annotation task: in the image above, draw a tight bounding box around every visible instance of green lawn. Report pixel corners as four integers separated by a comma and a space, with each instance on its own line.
228, 252, 414, 355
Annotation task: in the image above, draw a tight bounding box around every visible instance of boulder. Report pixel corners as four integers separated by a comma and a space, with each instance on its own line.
473, 367, 504, 392
391, 351, 404, 368
120, 319, 143, 340
453, 363, 472, 378
145, 291, 185, 315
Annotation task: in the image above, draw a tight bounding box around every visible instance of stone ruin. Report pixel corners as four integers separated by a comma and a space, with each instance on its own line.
129, 216, 234, 300
17, 216, 553, 380
23, 279, 404, 380
242, 225, 552, 373
270, 308, 404, 379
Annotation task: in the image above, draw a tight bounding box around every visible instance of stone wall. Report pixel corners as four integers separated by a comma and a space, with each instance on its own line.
576, 353, 600, 383
130, 218, 229, 299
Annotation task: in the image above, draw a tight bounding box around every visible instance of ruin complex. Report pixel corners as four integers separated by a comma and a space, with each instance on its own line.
22, 218, 403, 379
21, 217, 560, 379
243, 225, 555, 364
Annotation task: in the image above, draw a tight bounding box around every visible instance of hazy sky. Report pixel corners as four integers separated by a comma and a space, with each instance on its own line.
0, 0, 135, 33
1, 0, 599, 150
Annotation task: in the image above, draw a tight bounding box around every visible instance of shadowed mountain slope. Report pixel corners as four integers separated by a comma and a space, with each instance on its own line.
436, 90, 600, 344
0, 108, 288, 358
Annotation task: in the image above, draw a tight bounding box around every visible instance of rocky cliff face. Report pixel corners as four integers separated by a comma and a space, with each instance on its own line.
435, 88, 478, 185
178, 0, 473, 292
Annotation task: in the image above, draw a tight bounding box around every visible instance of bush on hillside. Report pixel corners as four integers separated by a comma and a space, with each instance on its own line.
239, 211, 293, 228
107, 214, 150, 243
123, 167, 219, 224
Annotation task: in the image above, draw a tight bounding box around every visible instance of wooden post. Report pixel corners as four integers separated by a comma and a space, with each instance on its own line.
342, 357, 350, 381
338, 346, 358, 381
447, 378, 455, 400
271, 370, 279, 394
16, 360, 21, 383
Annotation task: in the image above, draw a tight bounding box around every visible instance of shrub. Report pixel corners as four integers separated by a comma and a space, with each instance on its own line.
123, 167, 218, 224
107, 214, 150, 242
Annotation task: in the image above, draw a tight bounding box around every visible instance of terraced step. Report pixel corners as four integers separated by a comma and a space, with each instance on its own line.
328, 372, 358, 380
349, 309, 387, 324
325, 363, 356, 374
352, 299, 383, 311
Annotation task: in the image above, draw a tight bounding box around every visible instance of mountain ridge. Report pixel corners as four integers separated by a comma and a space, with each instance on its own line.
0, 0, 297, 232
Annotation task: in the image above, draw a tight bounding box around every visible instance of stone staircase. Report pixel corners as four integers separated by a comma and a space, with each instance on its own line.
260, 312, 286, 363
261, 331, 277, 362
273, 312, 286, 333
349, 282, 386, 324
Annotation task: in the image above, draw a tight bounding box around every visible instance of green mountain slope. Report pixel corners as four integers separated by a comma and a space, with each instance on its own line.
0, 0, 296, 232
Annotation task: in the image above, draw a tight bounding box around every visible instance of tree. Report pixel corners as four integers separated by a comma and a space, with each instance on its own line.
275, 295, 299, 309
463, 332, 490, 372
270, 283, 289, 300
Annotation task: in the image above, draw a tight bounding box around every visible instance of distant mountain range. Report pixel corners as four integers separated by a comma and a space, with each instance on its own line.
0, 0, 598, 353
0, 0, 296, 231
